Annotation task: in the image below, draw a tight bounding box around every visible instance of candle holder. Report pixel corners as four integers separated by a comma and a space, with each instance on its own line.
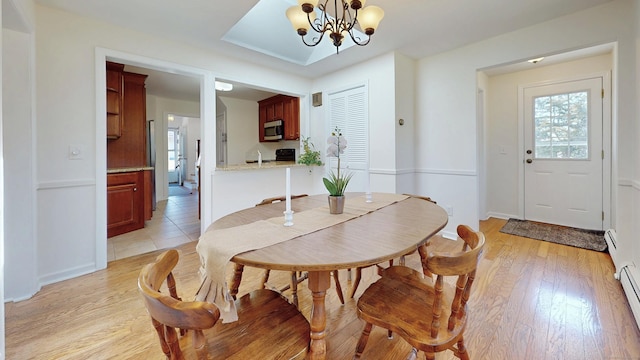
366, 192, 373, 203
283, 210, 294, 227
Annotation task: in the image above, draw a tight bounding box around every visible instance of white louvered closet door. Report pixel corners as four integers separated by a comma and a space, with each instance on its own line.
327, 84, 369, 192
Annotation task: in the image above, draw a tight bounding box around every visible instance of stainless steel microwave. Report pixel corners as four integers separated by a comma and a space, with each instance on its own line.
264, 120, 283, 141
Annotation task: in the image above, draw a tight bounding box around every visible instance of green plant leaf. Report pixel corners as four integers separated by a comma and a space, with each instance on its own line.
323, 170, 353, 196
323, 177, 338, 195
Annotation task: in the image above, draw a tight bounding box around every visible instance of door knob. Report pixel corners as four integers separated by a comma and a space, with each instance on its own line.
526, 159, 533, 164
526, 149, 532, 154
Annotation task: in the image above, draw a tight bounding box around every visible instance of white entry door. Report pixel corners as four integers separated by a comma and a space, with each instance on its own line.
523, 77, 603, 230
168, 128, 180, 184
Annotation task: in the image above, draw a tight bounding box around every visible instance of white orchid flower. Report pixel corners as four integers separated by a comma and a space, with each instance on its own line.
323, 127, 353, 197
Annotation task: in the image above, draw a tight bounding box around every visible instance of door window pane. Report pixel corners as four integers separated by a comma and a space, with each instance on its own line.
533, 91, 589, 159
168, 130, 176, 170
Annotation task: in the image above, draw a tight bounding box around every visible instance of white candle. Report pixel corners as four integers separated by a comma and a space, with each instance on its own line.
365, 163, 372, 202
285, 167, 291, 212
365, 168, 371, 194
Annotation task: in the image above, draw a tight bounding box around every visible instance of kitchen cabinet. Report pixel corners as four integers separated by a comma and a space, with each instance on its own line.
107, 171, 144, 238
283, 96, 300, 140
106, 62, 152, 238
258, 94, 299, 142
106, 62, 124, 139
107, 70, 148, 168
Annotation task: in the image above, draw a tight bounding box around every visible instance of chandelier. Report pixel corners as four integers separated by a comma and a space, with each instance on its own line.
286, 0, 384, 54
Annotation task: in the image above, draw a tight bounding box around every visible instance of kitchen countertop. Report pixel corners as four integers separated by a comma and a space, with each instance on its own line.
107, 166, 154, 174
216, 161, 303, 171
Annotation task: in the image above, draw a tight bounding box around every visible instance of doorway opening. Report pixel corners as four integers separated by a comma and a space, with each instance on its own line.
167, 113, 201, 197
97, 50, 212, 266
478, 44, 613, 231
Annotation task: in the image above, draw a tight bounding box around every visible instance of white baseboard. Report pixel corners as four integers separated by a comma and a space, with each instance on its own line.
440, 230, 458, 240
485, 211, 518, 220
38, 263, 98, 288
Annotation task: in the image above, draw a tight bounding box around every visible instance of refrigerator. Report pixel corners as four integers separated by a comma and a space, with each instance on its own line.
147, 120, 156, 210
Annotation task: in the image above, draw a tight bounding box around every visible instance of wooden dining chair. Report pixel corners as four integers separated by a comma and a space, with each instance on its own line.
250, 194, 345, 307
348, 194, 437, 299
353, 224, 485, 360
138, 249, 310, 360
255, 193, 309, 206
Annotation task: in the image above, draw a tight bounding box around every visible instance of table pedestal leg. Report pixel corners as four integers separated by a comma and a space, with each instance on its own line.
229, 263, 244, 300
307, 270, 330, 360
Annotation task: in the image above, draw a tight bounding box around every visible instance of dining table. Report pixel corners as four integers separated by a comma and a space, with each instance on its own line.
195, 192, 449, 360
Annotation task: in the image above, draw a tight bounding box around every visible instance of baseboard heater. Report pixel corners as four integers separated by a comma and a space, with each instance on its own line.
607, 229, 640, 329
615, 265, 640, 329
605, 229, 618, 263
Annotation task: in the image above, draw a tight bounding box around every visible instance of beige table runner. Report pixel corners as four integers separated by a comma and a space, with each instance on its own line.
195, 193, 408, 322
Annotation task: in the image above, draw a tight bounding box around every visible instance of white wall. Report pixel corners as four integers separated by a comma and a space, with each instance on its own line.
311, 52, 397, 195
415, 0, 636, 237
630, 0, 640, 284
2, 0, 36, 355
0, 3, 4, 358
394, 53, 416, 194
219, 96, 259, 165
2, 28, 37, 301
477, 72, 490, 221
26, 4, 311, 298
485, 53, 613, 220
415, 52, 479, 236
211, 165, 321, 222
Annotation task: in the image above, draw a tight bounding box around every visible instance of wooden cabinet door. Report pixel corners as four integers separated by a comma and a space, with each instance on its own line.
266, 101, 276, 121
259, 98, 277, 142
107, 172, 144, 238
259, 104, 267, 141
283, 97, 300, 140
107, 72, 148, 168
274, 100, 284, 120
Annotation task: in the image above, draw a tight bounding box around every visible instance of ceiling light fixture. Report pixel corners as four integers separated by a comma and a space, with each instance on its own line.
215, 81, 233, 92
527, 57, 545, 64
286, 0, 384, 54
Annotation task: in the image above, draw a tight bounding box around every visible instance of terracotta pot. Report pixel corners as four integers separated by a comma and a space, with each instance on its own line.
328, 195, 345, 214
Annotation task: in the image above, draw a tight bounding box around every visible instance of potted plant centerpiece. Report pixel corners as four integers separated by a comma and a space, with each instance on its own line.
324, 127, 353, 214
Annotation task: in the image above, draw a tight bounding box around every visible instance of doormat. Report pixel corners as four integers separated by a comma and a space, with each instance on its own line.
499, 219, 607, 252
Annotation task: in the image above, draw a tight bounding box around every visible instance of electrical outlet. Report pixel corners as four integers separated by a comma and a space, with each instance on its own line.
446, 206, 453, 216
68, 145, 84, 160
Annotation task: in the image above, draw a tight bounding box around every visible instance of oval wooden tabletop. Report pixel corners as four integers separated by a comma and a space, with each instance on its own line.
207, 193, 449, 272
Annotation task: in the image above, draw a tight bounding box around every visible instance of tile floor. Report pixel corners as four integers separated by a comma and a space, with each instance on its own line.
107, 185, 200, 261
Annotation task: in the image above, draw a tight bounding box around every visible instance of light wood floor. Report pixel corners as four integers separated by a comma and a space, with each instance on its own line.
6, 217, 640, 359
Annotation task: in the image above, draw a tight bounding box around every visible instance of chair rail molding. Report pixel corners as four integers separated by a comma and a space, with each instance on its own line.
37, 179, 96, 190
